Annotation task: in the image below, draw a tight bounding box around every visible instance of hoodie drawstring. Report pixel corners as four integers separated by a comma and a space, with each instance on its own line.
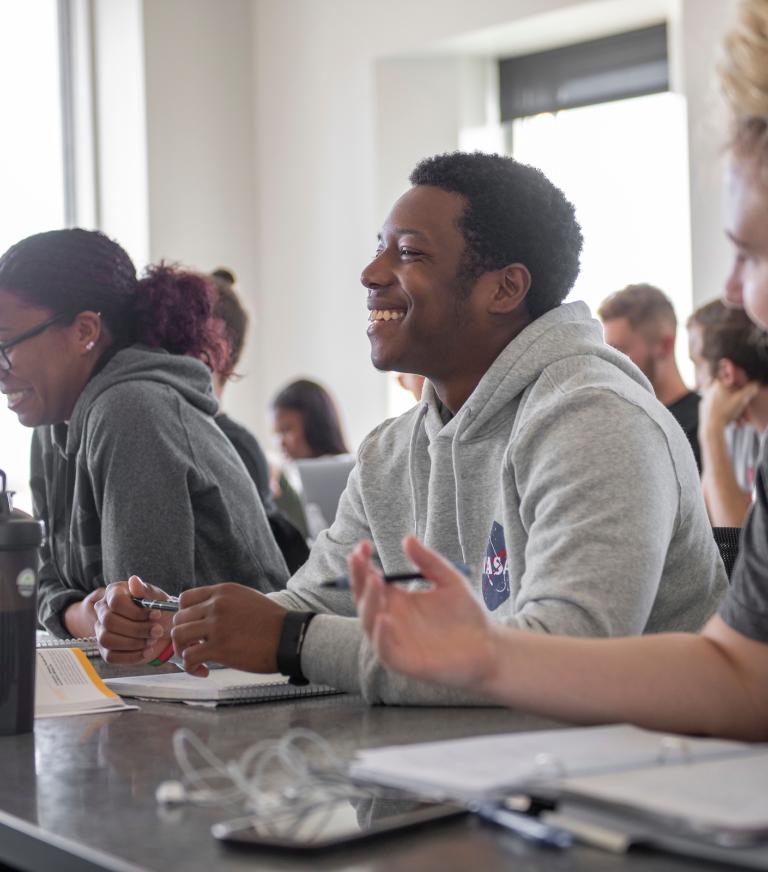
407, 403, 429, 538
452, 407, 471, 566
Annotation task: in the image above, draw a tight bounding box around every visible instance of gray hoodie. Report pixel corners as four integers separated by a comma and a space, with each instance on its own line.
272, 302, 727, 704
33, 345, 288, 636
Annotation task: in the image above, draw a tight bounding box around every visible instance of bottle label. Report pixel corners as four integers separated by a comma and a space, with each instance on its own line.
16, 568, 35, 598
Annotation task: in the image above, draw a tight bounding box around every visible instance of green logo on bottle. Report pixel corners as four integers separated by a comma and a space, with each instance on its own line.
16, 568, 35, 598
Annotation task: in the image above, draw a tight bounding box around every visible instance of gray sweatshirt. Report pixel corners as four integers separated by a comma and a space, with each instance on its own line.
271, 302, 727, 704
33, 345, 288, 636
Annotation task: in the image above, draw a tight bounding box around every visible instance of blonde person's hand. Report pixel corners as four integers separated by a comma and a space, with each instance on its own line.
93, 576, 173, 665
700, 379, 760, 434
350, 535, 498, 689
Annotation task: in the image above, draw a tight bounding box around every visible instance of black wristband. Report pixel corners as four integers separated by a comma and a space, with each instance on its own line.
276, 611, 317, 686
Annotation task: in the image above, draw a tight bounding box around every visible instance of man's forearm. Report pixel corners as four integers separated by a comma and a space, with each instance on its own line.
700, 426, 752, 525
38, 576, 86, 638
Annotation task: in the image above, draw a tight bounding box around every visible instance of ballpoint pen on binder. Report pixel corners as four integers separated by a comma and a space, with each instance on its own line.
321, 562, 470, 590
473, 802, 573, 850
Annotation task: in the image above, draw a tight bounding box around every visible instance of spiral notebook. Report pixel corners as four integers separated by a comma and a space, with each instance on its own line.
104, 669, 341, 707
36, 631, 100, 658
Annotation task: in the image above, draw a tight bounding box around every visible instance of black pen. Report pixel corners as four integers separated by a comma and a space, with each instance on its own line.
132, 596, 180, 612
321, 563, 470, 590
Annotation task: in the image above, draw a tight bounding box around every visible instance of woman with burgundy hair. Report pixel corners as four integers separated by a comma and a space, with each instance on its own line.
0, 228, 287, 641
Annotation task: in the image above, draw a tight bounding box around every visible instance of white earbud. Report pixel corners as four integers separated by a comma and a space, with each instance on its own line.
155, 780, 188, 805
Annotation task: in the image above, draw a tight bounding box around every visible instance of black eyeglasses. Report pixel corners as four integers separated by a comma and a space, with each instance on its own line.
0, 313, 68, 375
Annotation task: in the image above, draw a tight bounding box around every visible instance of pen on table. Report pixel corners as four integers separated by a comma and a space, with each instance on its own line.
320, 563, 470, 590
132, 596, 180, 612
473, 803, 574, 850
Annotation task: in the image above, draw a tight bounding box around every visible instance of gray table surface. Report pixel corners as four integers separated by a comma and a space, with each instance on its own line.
0, 663, 758, 872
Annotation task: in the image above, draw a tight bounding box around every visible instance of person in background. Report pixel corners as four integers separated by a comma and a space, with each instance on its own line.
688, 299, 768, 526
0, 228, 287, 639
207, 269, 309, 572
270, 378, 351, 539
207, 268, 272, 509
396, 372, 426, 402
271, 378, 350, 461
349, 0, 768, 739
599, 284, 701, 468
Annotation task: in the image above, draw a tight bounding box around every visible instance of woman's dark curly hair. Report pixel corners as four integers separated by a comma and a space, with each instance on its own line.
409, 152, 583, 319
0, 228, 227, 369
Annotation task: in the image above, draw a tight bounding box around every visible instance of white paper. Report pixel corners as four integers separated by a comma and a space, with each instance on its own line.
350, 724, 757, 801
559, 753, 768, 832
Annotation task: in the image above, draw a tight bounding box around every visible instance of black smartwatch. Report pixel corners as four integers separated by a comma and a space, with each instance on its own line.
276, 611, 317, 685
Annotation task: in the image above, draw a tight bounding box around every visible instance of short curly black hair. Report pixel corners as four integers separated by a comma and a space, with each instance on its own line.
409, 152, 583, 319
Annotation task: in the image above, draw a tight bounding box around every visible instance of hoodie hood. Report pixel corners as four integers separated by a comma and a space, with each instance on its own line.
412, 301, 656, 562
421, 301, 652, 444
65, 345, 217, 454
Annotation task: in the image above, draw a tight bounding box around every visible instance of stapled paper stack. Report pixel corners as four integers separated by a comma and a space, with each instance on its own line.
35, 648, 136, 718
351, 724, 768, 867
350, 724, 756, 801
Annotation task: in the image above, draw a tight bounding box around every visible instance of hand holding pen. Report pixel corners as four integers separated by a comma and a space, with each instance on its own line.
347, 536, 494, 690
92, 576, 177, 668
132, 595, 180, 612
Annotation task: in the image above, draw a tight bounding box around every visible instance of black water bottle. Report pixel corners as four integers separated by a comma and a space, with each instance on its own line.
0, 469, 44, 735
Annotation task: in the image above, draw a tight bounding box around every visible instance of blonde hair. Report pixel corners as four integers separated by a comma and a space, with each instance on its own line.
720, 0, 768, 155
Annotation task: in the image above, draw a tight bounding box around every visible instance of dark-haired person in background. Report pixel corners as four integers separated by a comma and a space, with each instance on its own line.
0, 229, 288, 640
599, 284, 701, 469
688, 299, 768, 526
271, 378, 350, 461
270, 377, 352, 539
396, 372, 426, 402
101, 153, 724, 700
207, 269, 309, 572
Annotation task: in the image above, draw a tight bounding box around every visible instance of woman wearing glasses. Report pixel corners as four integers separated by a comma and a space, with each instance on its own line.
0, 228, 288, 641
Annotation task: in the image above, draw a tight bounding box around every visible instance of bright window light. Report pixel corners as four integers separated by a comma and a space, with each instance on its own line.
0, 0, 65, 512
511, 92, 694, 383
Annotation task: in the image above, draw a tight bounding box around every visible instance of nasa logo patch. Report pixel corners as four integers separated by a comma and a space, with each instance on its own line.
482, 521, 510, 611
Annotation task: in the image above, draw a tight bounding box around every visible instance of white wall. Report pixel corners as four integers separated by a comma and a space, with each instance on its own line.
670, 0, 739, 306
89, 1, 263, 432
374, 58, 495, 220
91, 0, 149, 266
141, 0, 265, 429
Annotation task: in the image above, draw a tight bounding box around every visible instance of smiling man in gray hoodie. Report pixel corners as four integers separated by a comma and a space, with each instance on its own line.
98, 152, 727, 704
